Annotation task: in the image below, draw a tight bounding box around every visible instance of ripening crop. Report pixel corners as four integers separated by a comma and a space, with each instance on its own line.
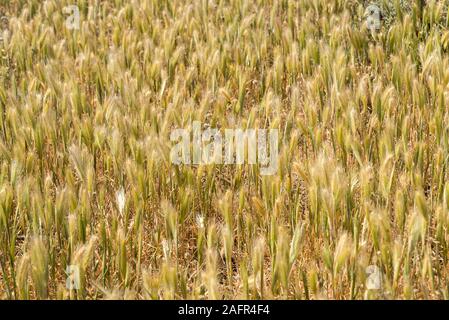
1, 0, 449, 300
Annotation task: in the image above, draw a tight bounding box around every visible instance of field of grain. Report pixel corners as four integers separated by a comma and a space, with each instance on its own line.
1, 0, 449, 300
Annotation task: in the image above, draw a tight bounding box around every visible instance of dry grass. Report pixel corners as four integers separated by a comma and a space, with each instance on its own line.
1, 0, 449, 299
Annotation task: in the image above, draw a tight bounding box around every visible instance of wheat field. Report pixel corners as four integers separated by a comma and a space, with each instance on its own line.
0, 0, 449, 300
